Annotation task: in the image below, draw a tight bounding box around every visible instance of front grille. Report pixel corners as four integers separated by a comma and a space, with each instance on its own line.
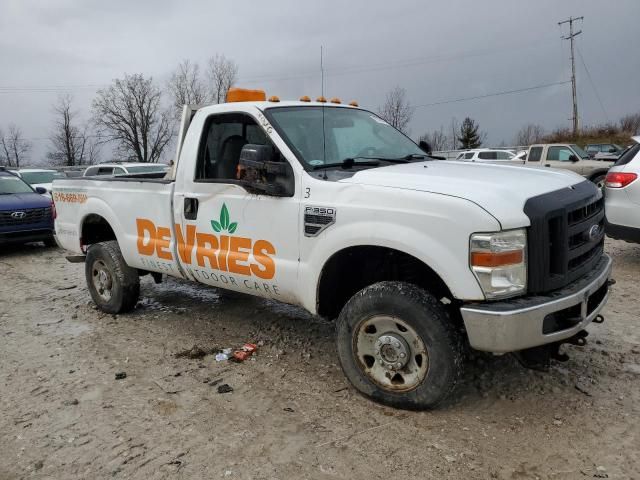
0, 207, 51, 227
525, 181, 605, 294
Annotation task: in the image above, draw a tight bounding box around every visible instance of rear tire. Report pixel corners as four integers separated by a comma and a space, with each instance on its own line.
336, 281, 464, 410
85, 240, 140, 314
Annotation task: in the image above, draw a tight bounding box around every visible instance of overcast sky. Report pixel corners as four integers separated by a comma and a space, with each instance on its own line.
1, 0, 639, 164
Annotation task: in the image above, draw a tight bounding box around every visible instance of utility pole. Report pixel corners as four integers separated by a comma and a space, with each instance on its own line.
559, 16, 583, 136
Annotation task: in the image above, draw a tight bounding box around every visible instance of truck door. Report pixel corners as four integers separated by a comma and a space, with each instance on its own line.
175, 111, 300, 303
545, 146, 583, 174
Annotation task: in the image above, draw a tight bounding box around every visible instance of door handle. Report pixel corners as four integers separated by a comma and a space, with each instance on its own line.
184, 197, 199, 220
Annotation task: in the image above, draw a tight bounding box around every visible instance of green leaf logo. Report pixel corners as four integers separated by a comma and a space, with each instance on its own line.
220, 204, 230, 230
212, 203, 238, 234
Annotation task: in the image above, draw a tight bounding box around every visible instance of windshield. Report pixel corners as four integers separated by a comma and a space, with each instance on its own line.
20, 171, 66, 184
0, 175, 34, 194
570, 145, 590, 159
123, 165, 168, 174
266, 106, 425, 168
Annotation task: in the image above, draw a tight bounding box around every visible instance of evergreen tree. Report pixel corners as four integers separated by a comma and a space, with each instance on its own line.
457, 117, 482, 149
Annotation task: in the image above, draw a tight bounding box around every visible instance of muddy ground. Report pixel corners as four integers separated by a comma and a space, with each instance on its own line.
0, 239, 639, 480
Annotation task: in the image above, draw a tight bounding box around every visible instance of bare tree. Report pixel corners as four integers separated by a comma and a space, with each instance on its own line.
48, 95, 100, 166
419, 127, 448, 152
377, 86, 413, 134
514, 123, 545, 146
619, 113, 640, 135
92, 73, 173, 163
206, 54, 238, 104
0, 125, 31, 167
168, 59, 207, 116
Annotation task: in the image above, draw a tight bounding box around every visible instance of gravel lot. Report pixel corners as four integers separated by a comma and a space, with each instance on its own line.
1, 239, 639, 479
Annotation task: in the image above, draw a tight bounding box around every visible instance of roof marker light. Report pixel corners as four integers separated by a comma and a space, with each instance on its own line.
268, 95, 280, 102
226, 88, 266, 102
316, 96, 327, 103
349, 101, 359, 107
330, 97, 341, 104
299, 95, 311, 102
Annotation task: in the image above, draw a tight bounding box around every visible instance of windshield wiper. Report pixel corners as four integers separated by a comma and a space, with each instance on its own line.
312, 158, 381, 170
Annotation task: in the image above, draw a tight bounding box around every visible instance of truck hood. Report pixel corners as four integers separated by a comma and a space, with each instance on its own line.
339, 160, 586, 229
0, 192, 51, 211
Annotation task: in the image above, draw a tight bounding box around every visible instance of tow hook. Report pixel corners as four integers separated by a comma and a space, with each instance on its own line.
514, 329, 590, 372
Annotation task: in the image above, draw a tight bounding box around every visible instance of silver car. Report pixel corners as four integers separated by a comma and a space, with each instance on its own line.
605, 136, 640, 243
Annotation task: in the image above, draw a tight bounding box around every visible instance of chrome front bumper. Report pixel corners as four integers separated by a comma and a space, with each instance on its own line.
460, 254, 612, 353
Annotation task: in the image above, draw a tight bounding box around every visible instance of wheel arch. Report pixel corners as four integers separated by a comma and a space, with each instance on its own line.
316, 245, 454, 320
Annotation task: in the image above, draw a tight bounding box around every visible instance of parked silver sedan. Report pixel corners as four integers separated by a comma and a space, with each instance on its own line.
605, 136, 640, 243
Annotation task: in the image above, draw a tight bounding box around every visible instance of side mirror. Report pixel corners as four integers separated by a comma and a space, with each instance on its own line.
238, 144, 294, 197
419, 140, 432, 154
35, 186, 47, 194
569, 154, 579, 163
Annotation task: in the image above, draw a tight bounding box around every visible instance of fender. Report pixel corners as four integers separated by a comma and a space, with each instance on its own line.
298, 196, 502, 314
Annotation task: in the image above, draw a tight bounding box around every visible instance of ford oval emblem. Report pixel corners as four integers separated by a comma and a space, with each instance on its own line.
583, 224, 601, 242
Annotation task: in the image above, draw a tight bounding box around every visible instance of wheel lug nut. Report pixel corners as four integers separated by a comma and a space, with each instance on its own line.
394, 341, 400, 348
400, 353, 406, 358
396, 363, 402, 368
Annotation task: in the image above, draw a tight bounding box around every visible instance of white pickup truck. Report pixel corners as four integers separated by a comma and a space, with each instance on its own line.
53, 90, 612, 409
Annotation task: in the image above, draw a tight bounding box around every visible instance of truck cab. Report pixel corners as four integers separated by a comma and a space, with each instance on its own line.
526, 144, 611, 188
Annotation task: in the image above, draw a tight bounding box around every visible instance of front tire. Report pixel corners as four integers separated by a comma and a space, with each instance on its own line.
85, 241, 140, 314
336, 281, 464, 409
43, 236, 57, 247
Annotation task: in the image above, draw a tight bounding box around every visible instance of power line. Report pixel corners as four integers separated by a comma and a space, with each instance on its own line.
576, 47, 609, 123
413, 81, 571, 108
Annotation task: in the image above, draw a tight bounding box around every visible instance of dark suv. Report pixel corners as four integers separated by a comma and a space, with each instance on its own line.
0, 168, 55, 246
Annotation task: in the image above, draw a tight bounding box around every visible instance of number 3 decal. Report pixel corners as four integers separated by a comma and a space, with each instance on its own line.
304, 187, 311, 198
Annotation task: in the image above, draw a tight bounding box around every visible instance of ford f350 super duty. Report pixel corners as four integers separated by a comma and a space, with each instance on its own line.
53, 89, 612, 409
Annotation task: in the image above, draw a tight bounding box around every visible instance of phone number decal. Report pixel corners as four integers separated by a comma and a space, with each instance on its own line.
53, 192, 88, 204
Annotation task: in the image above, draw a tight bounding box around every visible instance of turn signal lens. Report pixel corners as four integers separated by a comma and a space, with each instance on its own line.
605, 172, 637, 188
471, 250, 523, 267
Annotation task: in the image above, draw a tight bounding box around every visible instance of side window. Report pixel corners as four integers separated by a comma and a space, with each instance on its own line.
478, 151, 497, 160
496, 151, 512, 160
196, 113, 273, 181
84, 167, 98, 176
97, 167, 114, 175
528, 147, 542, 162
547, 147, 573, 161
464, 152, 474, 159
114, 167, 126, 175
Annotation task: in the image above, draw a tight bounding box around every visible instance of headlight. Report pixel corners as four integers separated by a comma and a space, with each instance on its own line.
470, 229, 527, 300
